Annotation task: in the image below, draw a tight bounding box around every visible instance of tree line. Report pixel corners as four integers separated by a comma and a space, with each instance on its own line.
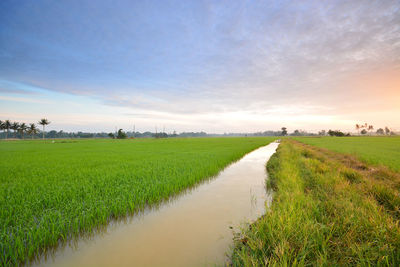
280, 125, 396, 137
0, 120, 397, 140
0, 119, 50, 139
355, 123, 394, 135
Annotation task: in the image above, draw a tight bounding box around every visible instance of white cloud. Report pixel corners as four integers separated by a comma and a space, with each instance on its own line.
0, 95, 49, 104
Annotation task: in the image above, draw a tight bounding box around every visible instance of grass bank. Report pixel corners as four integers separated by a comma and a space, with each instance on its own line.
0, 137, 274, 266
230, 139, 400, 266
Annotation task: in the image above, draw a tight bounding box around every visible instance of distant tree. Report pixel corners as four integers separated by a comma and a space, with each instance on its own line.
318, 130, 326, 136
38, 118, 50, 139
281, 127, 288, 136
18, 123, 28, 139
355, 124, 360, 135
292, 129, 300, 136
385, 126, 390, 135
108, 133, 115, 139
328, 130, 345, 137
117, 129, 127, 139
11, 122, 19, 138
4, 120, 11, 139
0, 120, 4, 138
27, 123, 38, 139
368, 125, 374, 135
153, 132, 168, 138
361, 129, 367, 135
376, 128, 384, 135
47, 130, 58, 138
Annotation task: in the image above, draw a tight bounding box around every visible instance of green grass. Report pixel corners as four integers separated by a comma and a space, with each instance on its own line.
230, 139, 400, 266
0, 137, 275, 266
294, 136, 400, 172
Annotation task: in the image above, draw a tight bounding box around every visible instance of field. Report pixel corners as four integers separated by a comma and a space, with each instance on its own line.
294, 136, 400, 172
0, 137, 274, 266
231, 137, 400, 266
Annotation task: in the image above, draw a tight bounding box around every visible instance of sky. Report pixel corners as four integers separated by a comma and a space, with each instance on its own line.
0, 0, 399, 133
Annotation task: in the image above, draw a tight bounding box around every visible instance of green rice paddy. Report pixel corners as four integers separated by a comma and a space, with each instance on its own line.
0, 137, 274, 266
294, 136, 400, 171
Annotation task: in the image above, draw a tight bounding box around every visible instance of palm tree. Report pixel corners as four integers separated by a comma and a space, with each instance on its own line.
38, 118, 50, 139
11, 122, 19, 138
27, 123, 39, 139
18, 123, 28, 139
368, 125, 374, 135
4, 120, 11, 139
355, 124, 360, 135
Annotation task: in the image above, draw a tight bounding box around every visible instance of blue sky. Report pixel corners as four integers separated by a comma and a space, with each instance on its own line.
1, 0, 399, 133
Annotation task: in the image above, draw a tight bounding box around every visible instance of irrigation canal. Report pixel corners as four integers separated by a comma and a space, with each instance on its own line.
32, 141, 280, 267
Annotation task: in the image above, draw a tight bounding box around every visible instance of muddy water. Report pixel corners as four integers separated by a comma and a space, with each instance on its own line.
34, 142, 279, 267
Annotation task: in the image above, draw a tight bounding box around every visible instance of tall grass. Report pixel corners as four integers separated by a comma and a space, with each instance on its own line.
230, 139, 400, 266
0, 137, 274, 266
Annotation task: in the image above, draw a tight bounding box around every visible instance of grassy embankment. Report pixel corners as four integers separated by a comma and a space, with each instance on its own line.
231, 137, 400, 266
0, 137, 275, 266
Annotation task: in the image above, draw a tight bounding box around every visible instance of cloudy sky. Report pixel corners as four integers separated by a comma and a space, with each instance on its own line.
0, 0, 399, 133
